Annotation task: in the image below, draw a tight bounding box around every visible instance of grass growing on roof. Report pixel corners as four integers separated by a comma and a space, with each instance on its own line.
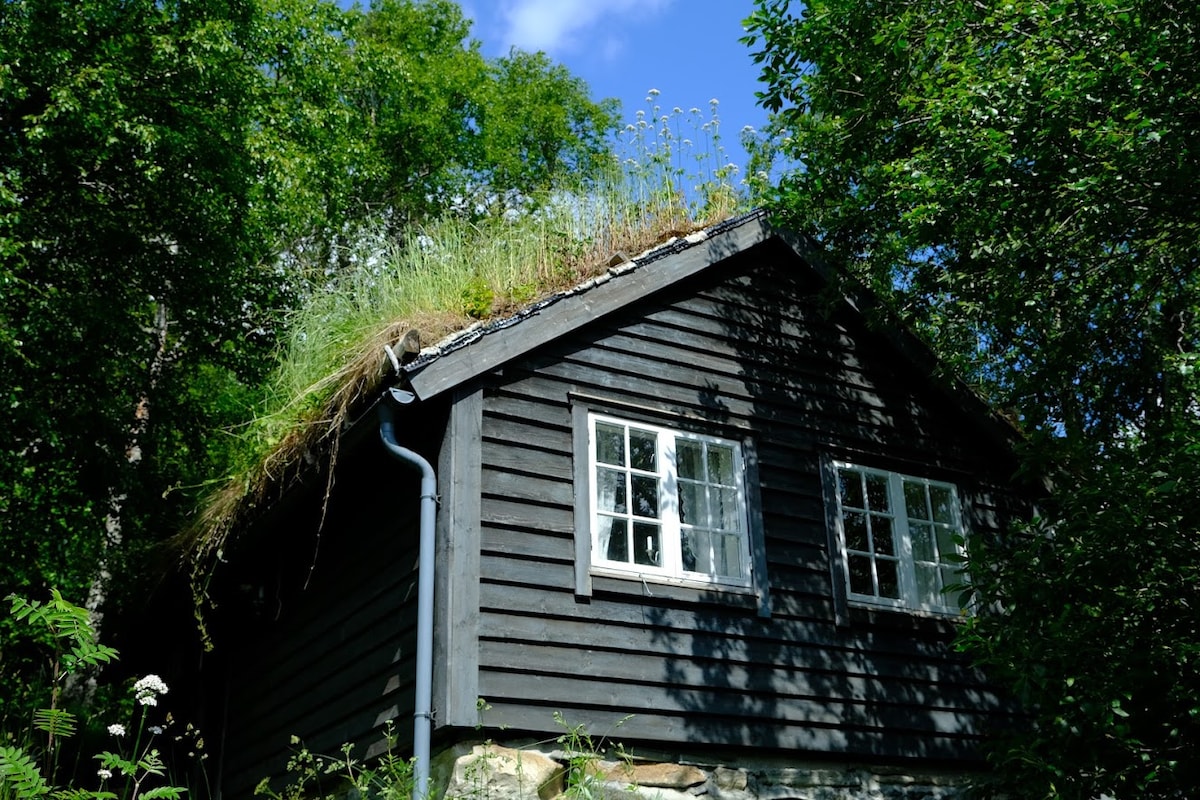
184, 98, 750, 634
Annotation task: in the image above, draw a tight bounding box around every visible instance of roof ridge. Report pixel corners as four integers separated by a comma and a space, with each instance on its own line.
402, 209, 767, 374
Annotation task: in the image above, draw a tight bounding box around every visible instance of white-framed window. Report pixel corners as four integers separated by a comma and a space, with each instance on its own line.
830, 461, 968, 615
586, 413, 753, 587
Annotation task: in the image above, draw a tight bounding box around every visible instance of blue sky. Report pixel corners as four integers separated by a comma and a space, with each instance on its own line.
461, 0, 771, 177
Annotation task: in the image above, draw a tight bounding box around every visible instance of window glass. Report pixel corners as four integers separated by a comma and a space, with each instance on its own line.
631, 475, 659, 518
904, 481, 928, 519
843, 511, 869, 552
708, 444, 735, 483
596, 468, 626, 513
629, 429, 657, 471
834, 462, 967, 614
876, 558, 900, 598
871, 516, 895, 555
930, 485, 956, 524
633, 521, 661, 566
599, 516, 628, 562
839, 470, 864, 509
677, 440, 703, 480
589, 414, 751, 586
596, 423, 625, 466
865, 474, 890, 512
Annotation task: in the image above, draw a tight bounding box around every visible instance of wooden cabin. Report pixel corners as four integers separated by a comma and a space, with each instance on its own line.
196, 211, 1026, 799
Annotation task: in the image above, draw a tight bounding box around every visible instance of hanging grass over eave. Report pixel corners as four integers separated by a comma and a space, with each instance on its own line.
179, 97, 754, 643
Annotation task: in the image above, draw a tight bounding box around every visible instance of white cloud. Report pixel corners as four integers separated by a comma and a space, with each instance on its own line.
499, 0, 671, 55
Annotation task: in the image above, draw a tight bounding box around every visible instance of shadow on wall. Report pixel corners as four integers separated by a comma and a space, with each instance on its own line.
640, 240, 1009, 762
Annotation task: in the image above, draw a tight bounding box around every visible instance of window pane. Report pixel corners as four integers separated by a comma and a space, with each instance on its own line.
848, 555, 874, 595
910, 522, 934, 562
936, 526, 959, 562
596, 423, 625, 465
600, 516, 628, 562
941, 566, 961, 592
844, 511, 869, 552
714, 487, 740, 531
871, 516, 895, 555
876, 558, 900, 598
915, 563, 941, 606
930, 486, 956, 524
630, 429, 657, 471
596, 467, 627, 513
839, 468, 865, 509
679, 481, 705, 526
633, 521, 661, 566
713, 533, 742, 577
681, 528, 703, 572
631, 475, 659, 518
677, 440, 703, 480
904, 480, 929, 520
707, 444, 735, 484
866, 474, 890, 512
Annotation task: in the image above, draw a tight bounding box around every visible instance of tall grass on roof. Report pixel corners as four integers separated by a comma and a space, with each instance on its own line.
184, 98, 750, 632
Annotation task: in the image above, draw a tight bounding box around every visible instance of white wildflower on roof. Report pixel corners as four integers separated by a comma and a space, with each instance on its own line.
690, 107, 701, 114
673, 107, 682, 114
134, 674, 169, 706
709, 98, 719, 106
647, 88, 660, 96
107, 723, 126, 737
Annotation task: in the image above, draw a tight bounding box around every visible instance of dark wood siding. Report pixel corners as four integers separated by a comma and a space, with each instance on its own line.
211, 426, 435, 799
470, 241, 1020, 762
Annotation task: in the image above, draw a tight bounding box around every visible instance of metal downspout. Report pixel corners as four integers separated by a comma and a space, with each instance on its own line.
378, 389, 437, 800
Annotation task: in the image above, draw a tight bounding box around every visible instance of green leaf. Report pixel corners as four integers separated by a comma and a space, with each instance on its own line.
0, 745, 50, 799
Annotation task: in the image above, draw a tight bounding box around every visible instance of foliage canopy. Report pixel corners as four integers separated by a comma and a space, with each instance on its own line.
0, 0, 616, 720
744, 0, 1200, 796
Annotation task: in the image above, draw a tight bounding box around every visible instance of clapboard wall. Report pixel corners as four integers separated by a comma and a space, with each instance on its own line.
461, 239, 1020, 763
209, 429, 436, 800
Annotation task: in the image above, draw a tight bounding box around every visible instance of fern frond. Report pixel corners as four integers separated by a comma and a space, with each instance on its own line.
137, 786, 187, 800
52, 789, 117, 800
32, 710, 76, 740
0, 745, 51, 800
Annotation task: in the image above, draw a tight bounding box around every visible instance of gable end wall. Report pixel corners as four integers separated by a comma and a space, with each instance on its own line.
468, 241, 1018, 762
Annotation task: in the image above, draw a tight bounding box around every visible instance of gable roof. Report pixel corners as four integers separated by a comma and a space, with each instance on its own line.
390, 209, 1020, 453
187, 209, 1024, 580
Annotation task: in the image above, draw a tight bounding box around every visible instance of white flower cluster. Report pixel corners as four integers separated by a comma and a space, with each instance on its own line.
97, 769, 113, 781
107, 723, 126, 737
134, 674, 169, 706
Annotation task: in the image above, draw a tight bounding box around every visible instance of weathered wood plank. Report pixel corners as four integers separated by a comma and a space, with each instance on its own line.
478, 698, 988, 763
475, 671, 989, 743
478, 640, 1002, 717
480, 496, 574, 533
434, 386, 484, 728
479, 465, 573, 505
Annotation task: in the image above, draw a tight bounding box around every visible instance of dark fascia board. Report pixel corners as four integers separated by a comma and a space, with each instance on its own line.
399, 209, 1023, 455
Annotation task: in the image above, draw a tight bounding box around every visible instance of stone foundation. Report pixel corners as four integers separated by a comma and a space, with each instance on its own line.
431, 742, 970, 800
